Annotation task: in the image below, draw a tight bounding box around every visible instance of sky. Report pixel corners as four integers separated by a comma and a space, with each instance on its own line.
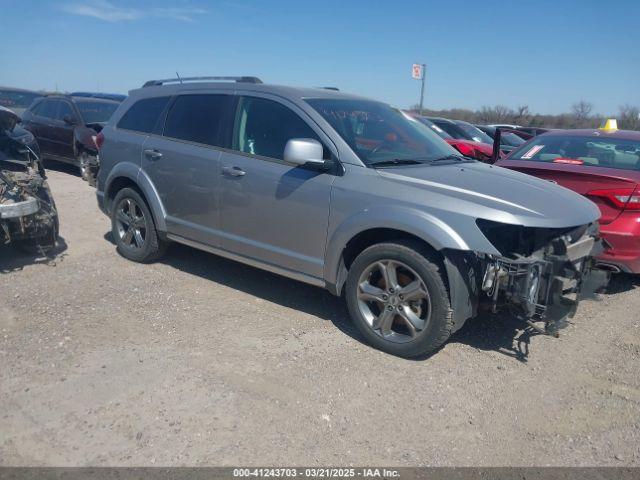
1, 0, 639, 115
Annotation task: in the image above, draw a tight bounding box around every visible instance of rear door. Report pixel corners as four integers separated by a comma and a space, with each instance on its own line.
141, 93, 233, 246
51, 99, 78, 159
29, 98, 59, 157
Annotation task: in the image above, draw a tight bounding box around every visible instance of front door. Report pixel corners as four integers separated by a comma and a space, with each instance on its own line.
219, 95, 335, 279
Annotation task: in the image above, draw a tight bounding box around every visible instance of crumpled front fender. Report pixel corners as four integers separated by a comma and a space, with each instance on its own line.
324, 204, 501, 288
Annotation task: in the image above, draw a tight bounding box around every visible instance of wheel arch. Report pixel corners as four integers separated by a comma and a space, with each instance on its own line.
103, 164, 167, 232
325, 206, 469, 294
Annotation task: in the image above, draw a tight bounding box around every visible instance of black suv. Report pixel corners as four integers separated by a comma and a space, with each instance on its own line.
22, 94, 120, 184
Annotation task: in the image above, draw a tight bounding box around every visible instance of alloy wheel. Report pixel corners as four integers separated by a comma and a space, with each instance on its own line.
115, 198, 147, 250
356, 259, 432, 343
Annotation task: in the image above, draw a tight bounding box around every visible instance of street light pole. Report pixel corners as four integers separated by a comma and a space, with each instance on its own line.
419, 63, 426, 115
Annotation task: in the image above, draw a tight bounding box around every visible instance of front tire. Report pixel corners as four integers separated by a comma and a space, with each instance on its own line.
345, 241, 453, 358
111, 188, 167, 263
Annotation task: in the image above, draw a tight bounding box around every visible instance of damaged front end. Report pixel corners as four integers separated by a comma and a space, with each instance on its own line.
475, 220, 609, 335
0, 106, 58, 251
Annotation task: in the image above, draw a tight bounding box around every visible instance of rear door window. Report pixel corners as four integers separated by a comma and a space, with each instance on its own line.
117, 96, 171, 133
163, 94, 231, 147
57, 101, 76, 122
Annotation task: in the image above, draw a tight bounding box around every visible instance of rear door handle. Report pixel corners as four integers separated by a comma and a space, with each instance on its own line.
222, 165, 246, 177
144, 148, 163, 160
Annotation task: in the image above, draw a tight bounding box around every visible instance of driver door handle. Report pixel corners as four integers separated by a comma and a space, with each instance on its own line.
144, 148, 163, 160
222, 165, 246, 177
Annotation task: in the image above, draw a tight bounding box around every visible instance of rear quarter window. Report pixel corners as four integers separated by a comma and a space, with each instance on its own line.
117, 96, 171, 133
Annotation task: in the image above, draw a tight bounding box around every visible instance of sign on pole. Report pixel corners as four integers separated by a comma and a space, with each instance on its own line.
412, 63, 426, 114
412, 63, 423, 80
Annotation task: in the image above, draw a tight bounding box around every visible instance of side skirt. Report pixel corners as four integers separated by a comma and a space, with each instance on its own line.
166, 233, 327, 289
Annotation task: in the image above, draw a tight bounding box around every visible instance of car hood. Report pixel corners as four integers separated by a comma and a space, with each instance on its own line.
376, 161, 601, 228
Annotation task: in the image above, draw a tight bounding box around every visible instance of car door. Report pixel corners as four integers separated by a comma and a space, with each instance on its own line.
218, 94, 336, 280
26, 98, 58, 156
142, 93, 233, 246
53, 99, 79, 160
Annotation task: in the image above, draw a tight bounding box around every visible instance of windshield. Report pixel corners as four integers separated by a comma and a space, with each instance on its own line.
415, 117, 453, 139
509, 135, 640, 171
76, 100, 118, 124
501, 131, 525, 146
305, 99, 455, 165
455, 122, 494, 144
0, 90, 42, 109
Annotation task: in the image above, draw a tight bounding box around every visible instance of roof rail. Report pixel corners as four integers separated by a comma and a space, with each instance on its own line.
142, 76, 263, 87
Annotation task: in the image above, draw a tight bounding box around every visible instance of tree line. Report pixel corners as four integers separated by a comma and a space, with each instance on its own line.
410, 101, 640, 131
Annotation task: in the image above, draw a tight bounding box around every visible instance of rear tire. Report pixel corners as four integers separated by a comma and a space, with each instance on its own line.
111, 188, 167, 263
345, 240, 453, 358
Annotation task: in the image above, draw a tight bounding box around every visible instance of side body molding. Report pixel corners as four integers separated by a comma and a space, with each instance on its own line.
103, 162, 168, 233
324, 205, 470, 287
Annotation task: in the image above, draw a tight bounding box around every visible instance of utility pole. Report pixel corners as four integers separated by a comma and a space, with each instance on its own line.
419, 63, 426, 115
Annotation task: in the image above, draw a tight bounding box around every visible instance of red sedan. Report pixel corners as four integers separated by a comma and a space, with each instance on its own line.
497, 126, 640, 273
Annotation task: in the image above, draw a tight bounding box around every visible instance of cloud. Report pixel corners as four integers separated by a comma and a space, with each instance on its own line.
60, 0, 207, 22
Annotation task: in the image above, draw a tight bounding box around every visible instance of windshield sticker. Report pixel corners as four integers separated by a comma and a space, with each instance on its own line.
521, 145, 544, 159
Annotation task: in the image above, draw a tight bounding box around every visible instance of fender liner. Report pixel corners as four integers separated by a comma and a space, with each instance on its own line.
442, 249, 482, 333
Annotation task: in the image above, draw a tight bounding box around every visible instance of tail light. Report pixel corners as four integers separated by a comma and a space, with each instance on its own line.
453, 143, 474, 157
94, 131, 105, 150
588, 187, 640, 210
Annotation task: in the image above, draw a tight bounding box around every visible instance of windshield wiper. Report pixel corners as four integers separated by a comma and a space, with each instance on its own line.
427, 154, 472, 163
368, 158, 424, 168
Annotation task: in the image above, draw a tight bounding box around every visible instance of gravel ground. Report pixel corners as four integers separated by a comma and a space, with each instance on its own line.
1, 165, 639, 467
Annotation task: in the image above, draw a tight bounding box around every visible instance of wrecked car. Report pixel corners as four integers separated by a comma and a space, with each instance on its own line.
1, 106, 58, 251
97, 77, 608, 357
21, 94, 120, 186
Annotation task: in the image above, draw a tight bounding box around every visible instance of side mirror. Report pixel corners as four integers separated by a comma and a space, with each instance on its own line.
283, 138, 326, 167
63, 115, 77, 125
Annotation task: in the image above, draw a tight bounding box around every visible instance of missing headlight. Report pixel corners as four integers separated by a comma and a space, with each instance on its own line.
476, 219, 586, 258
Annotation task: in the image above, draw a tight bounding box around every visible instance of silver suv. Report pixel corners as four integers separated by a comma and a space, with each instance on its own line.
96, 76, 607, 358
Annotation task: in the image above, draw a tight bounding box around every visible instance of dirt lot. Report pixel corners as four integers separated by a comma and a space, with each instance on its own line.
1, 165, 639, 467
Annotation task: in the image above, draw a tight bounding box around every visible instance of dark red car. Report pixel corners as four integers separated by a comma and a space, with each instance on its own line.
497, 127, 640, 273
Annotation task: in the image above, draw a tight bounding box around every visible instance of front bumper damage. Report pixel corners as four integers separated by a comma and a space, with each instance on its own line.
444, 223, 609, 336
1, 107, 58, 250
0, 164, 58, 249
